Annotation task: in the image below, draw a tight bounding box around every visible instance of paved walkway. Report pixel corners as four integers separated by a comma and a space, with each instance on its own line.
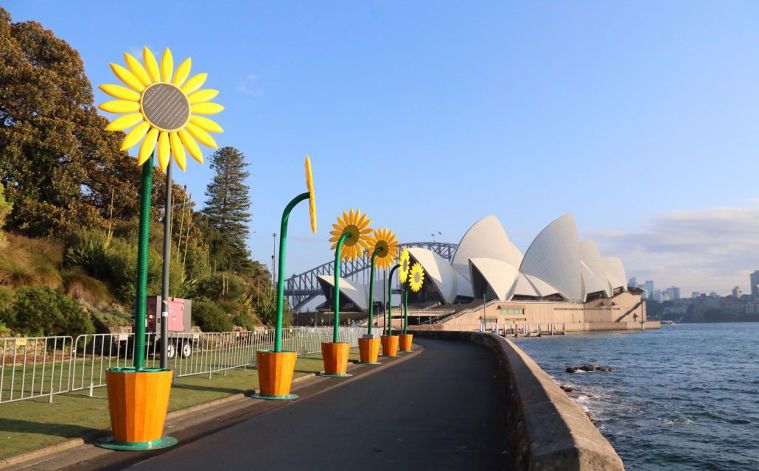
126, 338, 513, 470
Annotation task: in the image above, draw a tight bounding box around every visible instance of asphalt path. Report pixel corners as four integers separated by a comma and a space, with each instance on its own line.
128, 338, 512, 471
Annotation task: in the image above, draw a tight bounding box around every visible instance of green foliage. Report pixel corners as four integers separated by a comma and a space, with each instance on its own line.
0, 182, 11, 247
0, 287, 94, 336
0, 285, 14, 309
0, 8, 142, 237
62, 266, 111, 304
195, 272, 246, 303
192, 300, 233, 332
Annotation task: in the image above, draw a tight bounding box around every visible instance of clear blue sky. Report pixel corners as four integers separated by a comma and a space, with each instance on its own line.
6, 1, 759, 293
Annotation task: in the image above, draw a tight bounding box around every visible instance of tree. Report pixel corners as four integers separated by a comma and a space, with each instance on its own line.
202, 146, 252, 272
0, 8, 142, 237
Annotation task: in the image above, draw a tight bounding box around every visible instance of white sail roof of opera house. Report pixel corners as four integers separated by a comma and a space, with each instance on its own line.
407, 247, 458, 304
580, 240, 613, 297
451, 215, 523, 280
317, 275, 369, 312
518, 214, 583, 302
468, 258, 520, 301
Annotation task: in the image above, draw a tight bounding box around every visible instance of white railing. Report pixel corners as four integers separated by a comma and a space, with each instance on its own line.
0, 326, 368, 404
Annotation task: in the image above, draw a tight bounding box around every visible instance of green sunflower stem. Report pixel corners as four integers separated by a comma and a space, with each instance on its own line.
386, 264, 400, 336
133, 155, 154, 371
274, 192, 311, 353
367, 249, 380, 337
333, 233, 351, 343
403, 286, 409, 334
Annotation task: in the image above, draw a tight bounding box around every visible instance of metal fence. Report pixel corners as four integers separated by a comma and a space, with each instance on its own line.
0, 326, 367, 405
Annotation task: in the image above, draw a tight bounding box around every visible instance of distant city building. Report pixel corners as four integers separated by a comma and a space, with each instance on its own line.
750, 270, 759, 297
692, 291, 702, 298
709, 291, 720, 299
628, 277, 638, 288
641, 280, 655, 299
732, 286, 742, 298
654, 289, 663, 303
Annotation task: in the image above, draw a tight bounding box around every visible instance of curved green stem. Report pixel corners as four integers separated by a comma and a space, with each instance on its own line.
367, 249, 380, 337
274, 192, 310, 353
134, 155, 154, 371
333, 233, 351, 343
386, 264, 400, 336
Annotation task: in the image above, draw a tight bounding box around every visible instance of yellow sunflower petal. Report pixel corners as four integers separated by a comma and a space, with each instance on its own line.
185, 122, 218, 148
143, 47, 161, 82
181, 73, 207, 94
138, 128, 159, 166
189, 115, 223, 133
124, 53, 152, 86
178, 128, 203, 163
120, 121, 151, 150
110, 63, 144, 92
105, 113, 144, 131
99, 84, 140, 101
99, 100, 140, 113
172, 57, 192, 87
190, 102, 225, 115
169, 132, 187, 171
188, 89, 219, 104
161, 48, 173, 83
157, 131, 171, 170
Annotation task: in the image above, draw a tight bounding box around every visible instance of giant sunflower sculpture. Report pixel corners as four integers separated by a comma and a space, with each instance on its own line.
399, 249, 411, 283
409, 262, 425, 293
305, 156, 317, 234
329, 209, 372, 261
99, 47, 224, 171
366, 228, 399, 270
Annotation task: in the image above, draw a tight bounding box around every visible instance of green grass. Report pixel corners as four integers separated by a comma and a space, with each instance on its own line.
0, 350, 361, 460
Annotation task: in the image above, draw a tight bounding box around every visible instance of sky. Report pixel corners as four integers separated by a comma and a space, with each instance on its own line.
6, 1, 759, 295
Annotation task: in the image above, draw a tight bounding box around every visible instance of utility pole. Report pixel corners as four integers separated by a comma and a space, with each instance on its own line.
271, 232, 277, 285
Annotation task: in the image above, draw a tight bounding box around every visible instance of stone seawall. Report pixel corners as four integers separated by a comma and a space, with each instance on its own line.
413, 330, 625, 471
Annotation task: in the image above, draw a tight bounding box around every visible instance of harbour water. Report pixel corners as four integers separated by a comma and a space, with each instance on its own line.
513, 323, 759, 470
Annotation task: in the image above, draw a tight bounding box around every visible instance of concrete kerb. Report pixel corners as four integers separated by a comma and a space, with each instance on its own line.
0, 348, 421, 470
412, 330, 624, 471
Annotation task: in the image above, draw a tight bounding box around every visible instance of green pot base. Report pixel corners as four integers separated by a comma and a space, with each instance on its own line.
318, 372, 353, 378
96, 436, 177, 451
250, 392, 299, 401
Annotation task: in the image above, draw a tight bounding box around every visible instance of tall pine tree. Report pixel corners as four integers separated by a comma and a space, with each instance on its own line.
202, 146, 252, 273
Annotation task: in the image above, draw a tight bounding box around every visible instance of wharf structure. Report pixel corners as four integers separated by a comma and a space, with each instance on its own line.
313, 214, 659, 333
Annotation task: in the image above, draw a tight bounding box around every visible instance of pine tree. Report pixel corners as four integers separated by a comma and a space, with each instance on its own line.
202, 146, 252, 272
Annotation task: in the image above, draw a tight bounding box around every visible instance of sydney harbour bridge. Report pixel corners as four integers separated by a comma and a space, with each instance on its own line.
284, 242, 458, 311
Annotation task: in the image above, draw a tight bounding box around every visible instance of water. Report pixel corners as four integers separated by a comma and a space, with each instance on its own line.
513, 323, 759, 470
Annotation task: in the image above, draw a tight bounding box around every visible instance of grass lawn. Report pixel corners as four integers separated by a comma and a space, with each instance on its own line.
0, 351, 361, 460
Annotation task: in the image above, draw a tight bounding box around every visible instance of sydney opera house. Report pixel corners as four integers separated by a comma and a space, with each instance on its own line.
317, 214, 656, 332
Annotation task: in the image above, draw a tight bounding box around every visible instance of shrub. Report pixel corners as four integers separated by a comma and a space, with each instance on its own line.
62, 266, 111, 303
192, 300, 233, 332
0, 235, 63, 289
1, 287, 94, 336
195, 272, 246, 303
0, 285, 14, 309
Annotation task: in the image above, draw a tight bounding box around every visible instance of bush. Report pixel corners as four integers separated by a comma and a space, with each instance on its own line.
0, 285, 14, 309
195, 272, 246, 303
0, 287, 94, 336
192, 300, 233, 332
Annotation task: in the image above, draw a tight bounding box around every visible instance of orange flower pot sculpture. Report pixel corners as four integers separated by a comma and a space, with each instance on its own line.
101, 368, 176, 450
321, 342, 352, 377
399, 333, 414, 352
358, 337, 380, 364
381, 335, 399, 357
255, 350, 298, 400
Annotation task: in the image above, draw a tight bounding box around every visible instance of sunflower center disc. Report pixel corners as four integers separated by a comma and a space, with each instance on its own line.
142, 84, 189, 131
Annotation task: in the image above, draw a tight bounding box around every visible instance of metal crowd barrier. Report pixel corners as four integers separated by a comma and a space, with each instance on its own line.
0, 336, 73, 404
0, 326, 367, 404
